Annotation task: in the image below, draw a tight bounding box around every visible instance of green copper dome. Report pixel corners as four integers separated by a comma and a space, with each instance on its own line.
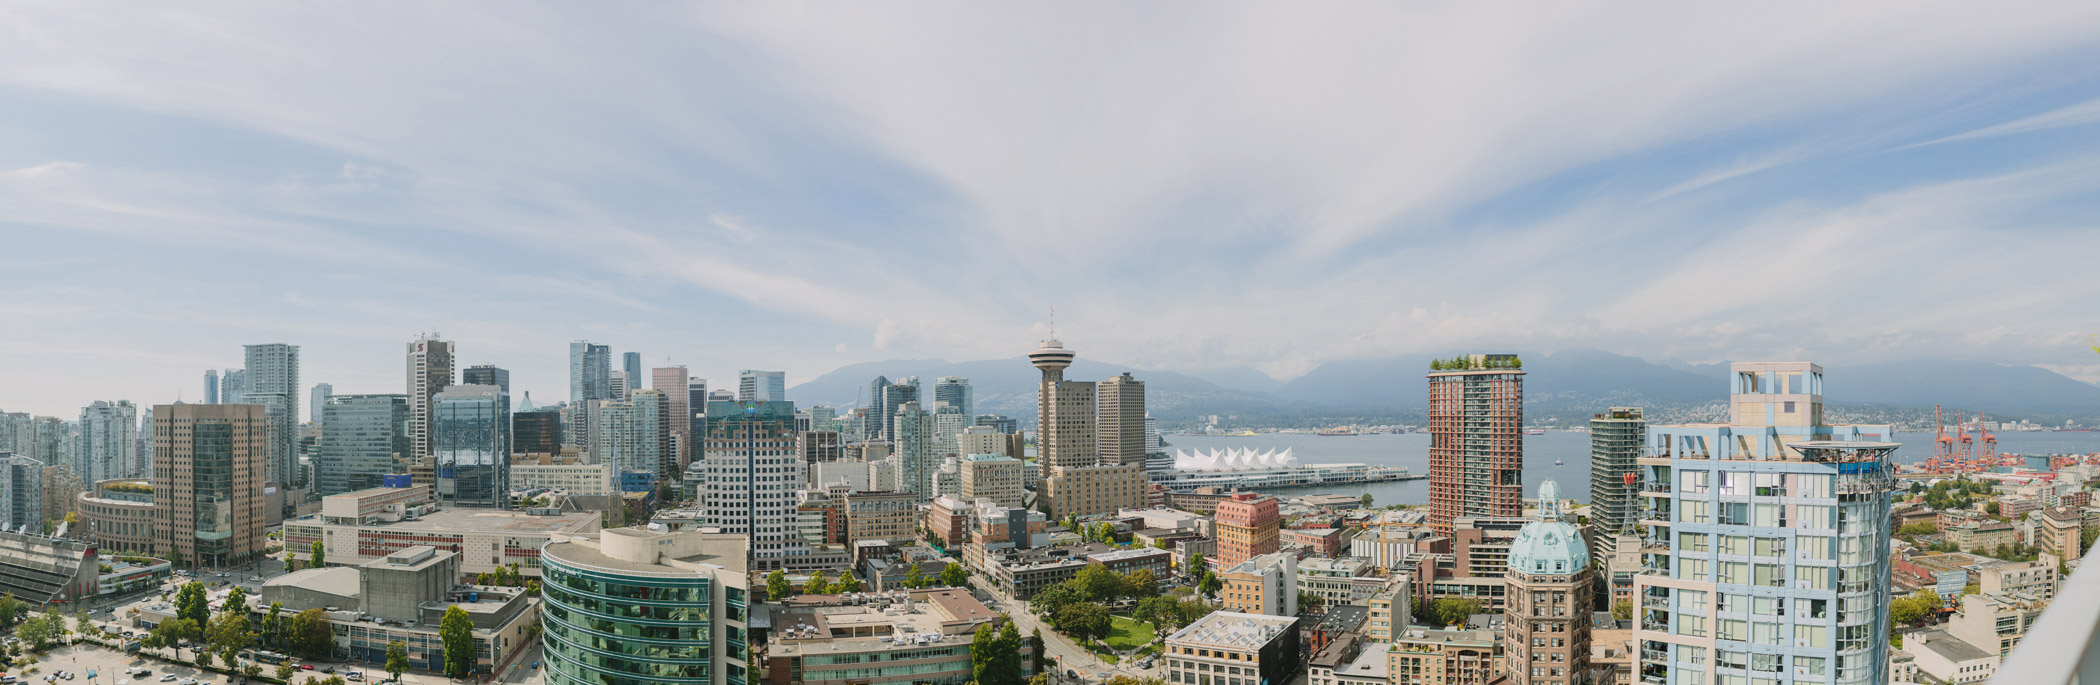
1507, 479, 1589, 576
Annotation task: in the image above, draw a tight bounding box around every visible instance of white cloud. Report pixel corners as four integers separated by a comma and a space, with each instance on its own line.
2, 3, 2099, 414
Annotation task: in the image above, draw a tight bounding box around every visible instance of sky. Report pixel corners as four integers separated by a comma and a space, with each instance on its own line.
5, 3, 2100, 417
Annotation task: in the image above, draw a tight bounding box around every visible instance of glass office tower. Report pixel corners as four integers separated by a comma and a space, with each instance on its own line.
434, 385, 509, 508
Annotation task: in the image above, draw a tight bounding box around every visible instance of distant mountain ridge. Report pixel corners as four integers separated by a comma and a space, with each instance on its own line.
787, 348, 2100, 427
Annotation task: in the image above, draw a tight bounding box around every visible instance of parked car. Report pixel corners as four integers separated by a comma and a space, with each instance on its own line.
158, 676, 177, 682
298, 665, 314, 672
344, 675, 362, 682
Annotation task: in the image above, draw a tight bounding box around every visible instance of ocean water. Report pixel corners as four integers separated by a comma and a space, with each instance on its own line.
1167, 430, 2100, 506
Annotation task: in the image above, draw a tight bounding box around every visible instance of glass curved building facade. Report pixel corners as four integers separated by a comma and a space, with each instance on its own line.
541, 528, 749, 685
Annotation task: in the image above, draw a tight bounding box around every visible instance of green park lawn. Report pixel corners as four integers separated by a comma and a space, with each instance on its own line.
1104, 616, 1156, 650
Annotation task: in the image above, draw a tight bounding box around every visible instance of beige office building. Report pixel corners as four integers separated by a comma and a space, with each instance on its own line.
957, 425, 1022, 459
1097, 373, 1146, 466
844, 490, 917, 545
1042, 463, 1145, 518
960, 453, 1025, 508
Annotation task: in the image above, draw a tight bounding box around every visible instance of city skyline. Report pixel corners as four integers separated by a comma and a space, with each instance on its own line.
5, 5, 2100, 417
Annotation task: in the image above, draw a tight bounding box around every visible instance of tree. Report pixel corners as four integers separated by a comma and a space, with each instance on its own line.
765, 569, 791, 601
2084, 525, 2100, 555
224, 586, 249, 615
1611, 599, 1633, 622
804, 571, 831, 595
144, 617, 199, 659
1124, 569, 1159, 599
168, 546, 184, 569
1133, 595, 1178, 630
940, 561, 968, 588
1197, 571, 1221, 598
439, 605, 475, 678
0, 593, 20, 630
1297, 590, 1326, 615
20, 610, 68, 650
176, 581, 212, 627
286, 552, 299, 573
989, 622, 1026, 685
205, 610, 255, 665
262, 602, 286, 648
276, 663, 298, 682
72, 610, 92, 637
904, 564, 924, 590
1030, 582, 1084, 617
1056, 602, 1112, 642
1420, 598, 1482, 628
309, 540, 326, 568
1360, 493, 1374, 509
835, 570, 863, 593
1075, 564, 1123, 601
1187, 553, 1208, 578
242, 662, 262, 680
970, 624, 1001, 685
289, 608, 335, 659
385, 641, 409, 682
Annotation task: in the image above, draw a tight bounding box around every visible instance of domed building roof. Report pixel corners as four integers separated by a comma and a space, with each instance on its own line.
1507, 479, 1589, 577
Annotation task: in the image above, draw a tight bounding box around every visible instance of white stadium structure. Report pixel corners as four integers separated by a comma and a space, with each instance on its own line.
1171, 447, 1298, 471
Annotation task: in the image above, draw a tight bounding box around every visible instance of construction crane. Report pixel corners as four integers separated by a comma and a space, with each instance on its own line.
1935, 405, 1955, 460
1956, 410, 1974, 459
1978, 412, 1999, 462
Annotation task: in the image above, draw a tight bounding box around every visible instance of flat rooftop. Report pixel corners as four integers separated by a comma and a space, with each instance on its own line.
1912, 630, 1992, 662
1168, 611, 1297, 650
300, 507, 599, 534
769, 588, 998, 657
541, 529, 747, 576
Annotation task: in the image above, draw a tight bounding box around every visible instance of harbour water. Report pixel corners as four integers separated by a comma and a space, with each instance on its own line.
1167, 430, 2100, 506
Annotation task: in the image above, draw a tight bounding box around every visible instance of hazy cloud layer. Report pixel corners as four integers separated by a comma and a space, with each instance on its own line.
2, 2, 2099, 415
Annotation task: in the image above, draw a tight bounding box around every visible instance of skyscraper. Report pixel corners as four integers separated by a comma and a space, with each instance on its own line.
433, 384, 509, 508
1633, 363, 1896, 685
315, 394, 410, 495
1097, 373, 1146, 466
608, 370, 629, 401
893, 401, 933, 502
220, 369, 245, 404
738, 370, 785, 402
406, 336, 454, 461
932, 376, 973, 420
203, 370, 220, 404
77, 400, 138, 483
591, 390, 666, 481
1427, 353, 1525, 535
622, 352, 642, 396
569, 341, 612, 404
309, 383, 333, 425
652, 366, 691, 469
1587, 407, 1645, 563
1031, 339, 1145, 517
700, 400, 807, 571
1030, 340, 1093, 468
685, 377, 708, 469
0, 413, 31, 457
244, 342, 301, 484
153, 403, 266, 568
865, 376, 891, 441
463, 364, 509, 393
0, 454, 43, 533
1504, 480, 1593, 685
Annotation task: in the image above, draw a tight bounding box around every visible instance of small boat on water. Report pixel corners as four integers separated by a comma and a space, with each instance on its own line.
1527, 428, 1547, 435
1553, 459, 1564, 466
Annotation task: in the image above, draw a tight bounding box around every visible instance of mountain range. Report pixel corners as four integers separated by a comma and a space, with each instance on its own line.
786, 349, 2100, 428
